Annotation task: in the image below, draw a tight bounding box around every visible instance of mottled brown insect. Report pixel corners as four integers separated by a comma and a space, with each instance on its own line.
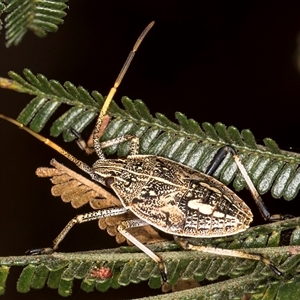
0, 21, 285, 281
96, 154, 253, 238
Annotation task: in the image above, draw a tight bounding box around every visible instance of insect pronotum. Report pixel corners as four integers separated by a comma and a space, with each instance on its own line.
0, 21, 286, 281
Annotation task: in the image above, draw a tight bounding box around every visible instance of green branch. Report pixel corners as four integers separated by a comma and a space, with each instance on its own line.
1, 69, 300, 298
1, 69, 300, 200
0, 217, 300, 299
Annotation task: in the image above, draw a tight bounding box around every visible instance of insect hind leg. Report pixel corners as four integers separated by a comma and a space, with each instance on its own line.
206, 145, 293, 222
174, 236, 282, 276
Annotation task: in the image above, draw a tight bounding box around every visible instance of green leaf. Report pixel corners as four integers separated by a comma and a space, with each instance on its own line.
0, 217, 300, 298
2, 69, 300, 200
0, 2, 5, 33
4, 0, 68, 47
0, 266, 9, 295
17, 264, 35, 293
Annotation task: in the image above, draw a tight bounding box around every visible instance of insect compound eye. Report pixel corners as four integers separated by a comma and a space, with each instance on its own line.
105, 177, 115, 187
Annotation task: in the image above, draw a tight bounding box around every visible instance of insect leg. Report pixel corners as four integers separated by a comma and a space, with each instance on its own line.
71, 113, 140, 155
71, 127, 136, 154
97, 135, 139, 155
70, 115, 112, 154
206, 145, 293, 221
117, 219, 168, 282
27, 207, 128, 255
72, 131, 140, 158
174, 236, 282, 276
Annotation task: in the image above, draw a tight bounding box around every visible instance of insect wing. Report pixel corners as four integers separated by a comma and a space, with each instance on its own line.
110, 155, 253, 238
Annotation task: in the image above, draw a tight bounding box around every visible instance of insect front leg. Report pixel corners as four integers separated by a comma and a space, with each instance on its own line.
206, 145, 293, 221
71, 115, 112, 154
71, 125, 140, 158
27, 207, 128, 255
99, 135, 140, 156
28, 212, 168, 281
71, 115, 139, 156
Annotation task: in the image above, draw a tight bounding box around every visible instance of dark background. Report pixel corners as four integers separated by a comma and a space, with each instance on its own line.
1, 1, 300, 299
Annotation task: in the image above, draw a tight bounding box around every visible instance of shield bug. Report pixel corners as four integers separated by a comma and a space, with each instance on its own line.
0, 21, 288, 281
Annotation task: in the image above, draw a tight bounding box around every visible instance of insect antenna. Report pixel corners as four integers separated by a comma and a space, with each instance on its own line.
93, 21, 155, 159
0, 21, 155, 182
0, 113, 105, 181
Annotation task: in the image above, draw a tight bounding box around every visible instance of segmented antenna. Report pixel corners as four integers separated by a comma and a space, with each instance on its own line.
0, 21, 155, 179
93, 21, 155, 159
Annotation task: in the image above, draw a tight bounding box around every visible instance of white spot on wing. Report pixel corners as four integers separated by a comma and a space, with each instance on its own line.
187, 201, 213, 215
212, 211, 225, 218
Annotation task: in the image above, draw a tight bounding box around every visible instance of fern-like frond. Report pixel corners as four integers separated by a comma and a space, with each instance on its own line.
3, 0, 68, 47
0, 217, 300, 298
1, 69, 300, 200
0, 2, 5, 33
7, 69, 101, 134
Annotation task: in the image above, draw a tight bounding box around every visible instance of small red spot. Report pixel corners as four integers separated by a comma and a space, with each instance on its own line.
90, 267, 113, 279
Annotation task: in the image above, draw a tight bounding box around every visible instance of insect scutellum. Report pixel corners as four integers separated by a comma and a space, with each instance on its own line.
0, 21, 287, 281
